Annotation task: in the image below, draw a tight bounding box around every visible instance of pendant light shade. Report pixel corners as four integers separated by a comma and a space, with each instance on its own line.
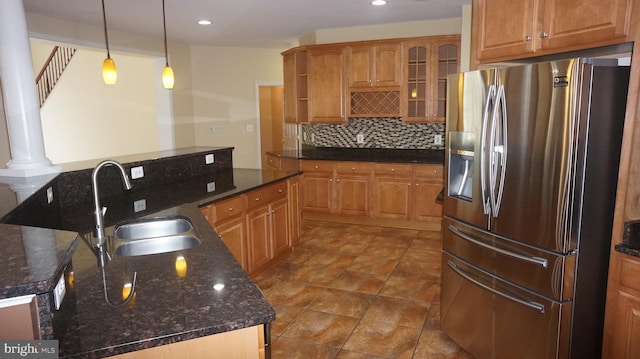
162, 0, 174, 89
101, 0, 116, 84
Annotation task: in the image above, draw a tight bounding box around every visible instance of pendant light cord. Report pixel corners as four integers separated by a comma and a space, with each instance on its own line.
162, 0, 169, 67
101, 0, 111, 59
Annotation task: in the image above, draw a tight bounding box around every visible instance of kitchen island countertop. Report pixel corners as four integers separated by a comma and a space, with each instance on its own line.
0, 147, 299, 358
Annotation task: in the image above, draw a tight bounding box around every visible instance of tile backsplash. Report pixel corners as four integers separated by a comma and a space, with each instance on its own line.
301, 118, 445, 150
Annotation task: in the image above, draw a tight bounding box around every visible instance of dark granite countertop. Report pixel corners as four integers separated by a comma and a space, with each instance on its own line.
267, 145, 445, 164
0, 147, 300, 358
615, 221, 640, 257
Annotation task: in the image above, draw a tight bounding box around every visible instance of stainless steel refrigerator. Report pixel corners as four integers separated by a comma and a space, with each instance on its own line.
441, 58, 630, 359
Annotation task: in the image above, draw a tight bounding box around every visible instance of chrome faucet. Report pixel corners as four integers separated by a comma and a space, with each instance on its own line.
92, 160, 132, 246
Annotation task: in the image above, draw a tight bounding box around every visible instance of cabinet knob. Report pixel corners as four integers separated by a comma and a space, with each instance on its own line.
255, 197, 260, 201
336, 179, 340, 182
540, 32, 549, 38
351, 167, 356, 171
278, 189, 283, 193
314, 165, 319, 169
524, 35, 532, 41
228, 207, 234, 211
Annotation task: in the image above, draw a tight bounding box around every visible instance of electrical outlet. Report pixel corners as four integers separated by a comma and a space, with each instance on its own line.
53, 274, 66, 310
434, 134, 443, 146
205, 154, 215, 164
207, 182, 216, 193
209, 126, 221, 133
133, 199, 146, 212
356, 133, 364, 144
246, 124, 254, 132
46, 187, 54, 204
131, 166, 144, 179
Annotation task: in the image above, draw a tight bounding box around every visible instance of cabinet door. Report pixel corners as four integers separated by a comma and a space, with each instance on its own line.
308, 46, 346, 123
301, 172, 334, 213
540, 0, 631, 51
246, 206, 271, 274
474, 0, 538, 61
335, 174, 371, 216
283, 52, 297, 123
372, 176, 412, 219
347, 45, 373, 88
612, 291, 640, 359
271, 197, 290, 258
412, 179, 444, 221
374, 43, 402, 88
430, 40, 460, 123
402, 41, 431, 123
215, 216, 247, 270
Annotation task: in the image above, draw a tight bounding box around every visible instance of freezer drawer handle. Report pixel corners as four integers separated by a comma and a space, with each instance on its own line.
447, 260, 546, 313
448, 225, 548, 268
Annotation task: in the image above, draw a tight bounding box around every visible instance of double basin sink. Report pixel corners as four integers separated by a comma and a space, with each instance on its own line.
110, 215, 201, 257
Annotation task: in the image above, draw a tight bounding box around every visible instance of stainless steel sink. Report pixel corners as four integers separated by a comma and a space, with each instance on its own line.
112, 216, 201, 256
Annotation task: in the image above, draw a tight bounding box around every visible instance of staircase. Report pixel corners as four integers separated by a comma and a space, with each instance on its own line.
35, 46, 76, 107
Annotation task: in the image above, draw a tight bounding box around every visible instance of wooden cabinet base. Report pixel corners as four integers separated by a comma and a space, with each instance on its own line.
109, 325, 266, 359
302, 211, 442, 232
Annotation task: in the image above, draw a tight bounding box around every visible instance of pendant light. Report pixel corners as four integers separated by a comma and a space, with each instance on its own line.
161, 0, 174, 89
101, 0, 117, 84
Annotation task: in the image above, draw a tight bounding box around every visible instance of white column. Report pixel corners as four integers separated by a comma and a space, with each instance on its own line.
0, 0, 59, 177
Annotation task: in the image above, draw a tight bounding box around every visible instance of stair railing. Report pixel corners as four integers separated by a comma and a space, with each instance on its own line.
35, 46, 77, 107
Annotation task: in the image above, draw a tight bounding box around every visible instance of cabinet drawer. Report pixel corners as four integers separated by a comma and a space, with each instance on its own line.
373, 163, 412, 177
246, 182, 288, 209
414, 164, 444, 180
336, 161, 372, 175
301, 160, 334, 173
211, 196, 247, 223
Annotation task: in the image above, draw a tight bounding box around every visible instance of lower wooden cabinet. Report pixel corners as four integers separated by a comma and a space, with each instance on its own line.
200, 177, 299, 276
246, 197, 289, 274
301, 160, 443, 224
215, 216, 247, 270
605, 252, 640, 359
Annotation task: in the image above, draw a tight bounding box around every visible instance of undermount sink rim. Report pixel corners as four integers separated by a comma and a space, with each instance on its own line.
110, 215, 201, 257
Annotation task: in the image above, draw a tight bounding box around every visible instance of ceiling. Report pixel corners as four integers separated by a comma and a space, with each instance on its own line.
22, 0, 470, 48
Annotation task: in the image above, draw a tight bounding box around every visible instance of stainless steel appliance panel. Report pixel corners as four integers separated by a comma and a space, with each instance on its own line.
443, 217, 576, 301
441, 252, 570, 359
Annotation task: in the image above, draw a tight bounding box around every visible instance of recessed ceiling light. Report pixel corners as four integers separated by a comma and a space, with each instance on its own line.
371, 0, 387, 5
198, 19, 212, 25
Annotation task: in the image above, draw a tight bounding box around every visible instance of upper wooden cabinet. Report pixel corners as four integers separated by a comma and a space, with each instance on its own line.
401, 36, 460, 124
347, 43, 402, 90
283, 49, 308, 123
474, 0, 632, 63
307, 45, 347, 123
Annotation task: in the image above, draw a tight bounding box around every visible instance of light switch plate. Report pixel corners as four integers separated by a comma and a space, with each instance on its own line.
434, 134, 443, 146
53, 274, 66, 310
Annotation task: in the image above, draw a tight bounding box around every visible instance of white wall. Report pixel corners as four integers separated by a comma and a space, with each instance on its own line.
190, 46, 283, 169
35, 41, 162, 164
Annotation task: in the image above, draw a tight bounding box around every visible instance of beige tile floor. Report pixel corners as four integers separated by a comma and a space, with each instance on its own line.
253, 220, 474, 359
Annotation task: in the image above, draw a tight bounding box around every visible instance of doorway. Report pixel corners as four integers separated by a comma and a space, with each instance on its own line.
258, 85, 298, 168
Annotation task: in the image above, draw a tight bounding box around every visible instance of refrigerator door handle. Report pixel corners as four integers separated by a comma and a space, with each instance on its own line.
488, 84, 508, 218
480, 84, 496, 215
448, 225, 548, 268
447, 260, 546, 313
